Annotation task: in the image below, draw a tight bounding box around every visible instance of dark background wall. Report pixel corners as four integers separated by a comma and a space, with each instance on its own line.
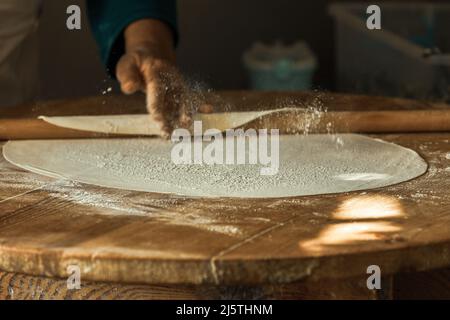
37, 0, 336, 100
176, 0, 334, 90
38, 0, 108, 100
37, 0, 444, 100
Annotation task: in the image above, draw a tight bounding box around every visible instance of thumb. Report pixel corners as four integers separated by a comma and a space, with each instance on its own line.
116, 54, 145, 95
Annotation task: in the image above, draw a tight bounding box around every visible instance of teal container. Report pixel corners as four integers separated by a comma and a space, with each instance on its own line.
243, 42, 317, 91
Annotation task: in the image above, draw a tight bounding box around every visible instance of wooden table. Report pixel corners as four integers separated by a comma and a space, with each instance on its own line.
0, 91, 449, 300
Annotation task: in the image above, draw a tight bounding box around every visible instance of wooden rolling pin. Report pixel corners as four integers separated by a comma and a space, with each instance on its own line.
1, 109, 450, 140
0, 118, 114, 140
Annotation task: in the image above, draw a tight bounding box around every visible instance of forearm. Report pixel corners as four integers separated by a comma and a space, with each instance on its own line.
87, 0, 178, 71
124, 19, 176, 64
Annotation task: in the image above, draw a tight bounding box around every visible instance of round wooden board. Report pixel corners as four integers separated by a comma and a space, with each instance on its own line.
0, 92, 449, 286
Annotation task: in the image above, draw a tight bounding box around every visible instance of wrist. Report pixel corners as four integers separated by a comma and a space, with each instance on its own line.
124, 19, 176, 63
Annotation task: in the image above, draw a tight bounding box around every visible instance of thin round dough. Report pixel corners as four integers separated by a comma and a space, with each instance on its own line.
39, 108, 296, 136
3, 134, 427, 198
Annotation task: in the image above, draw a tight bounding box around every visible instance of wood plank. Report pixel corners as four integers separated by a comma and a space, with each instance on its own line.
0, 146, 53, 201
0, 134, 449, 285
0, 92, 449, 286
0, 271, 381, 300
394, 268, 450, 300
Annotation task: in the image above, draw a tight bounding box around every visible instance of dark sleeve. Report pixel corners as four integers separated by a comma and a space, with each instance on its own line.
86, 0, 178, 74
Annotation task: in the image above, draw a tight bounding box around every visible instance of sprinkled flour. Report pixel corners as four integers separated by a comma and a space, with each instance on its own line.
3, 134, 427, 198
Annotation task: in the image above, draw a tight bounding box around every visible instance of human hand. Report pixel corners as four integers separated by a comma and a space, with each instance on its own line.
116, 19, 209, 138
117, 48, 196, 138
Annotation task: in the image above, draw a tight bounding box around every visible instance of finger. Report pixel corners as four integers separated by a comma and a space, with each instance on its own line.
116, 55, 145, 95
178, 98, 193, 129
179, 110, 192, 128
141, 59, 165, 87
146, 78, 173, 138
168, 81, 192, 129
143, 61, 180, 137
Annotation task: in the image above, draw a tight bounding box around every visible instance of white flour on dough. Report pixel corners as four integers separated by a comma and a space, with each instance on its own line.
2, 134, 427, 198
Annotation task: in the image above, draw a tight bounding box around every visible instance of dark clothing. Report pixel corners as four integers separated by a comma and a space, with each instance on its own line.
86, 0, 177, 73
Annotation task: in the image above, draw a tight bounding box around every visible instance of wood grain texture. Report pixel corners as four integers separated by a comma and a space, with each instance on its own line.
0, 271, 383, 300
0, 92, 449, 287
394, 268, 450, 300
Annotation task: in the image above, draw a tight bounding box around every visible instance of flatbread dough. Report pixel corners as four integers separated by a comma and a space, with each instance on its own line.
3, 134, 427, 198
39, 108, 298, 136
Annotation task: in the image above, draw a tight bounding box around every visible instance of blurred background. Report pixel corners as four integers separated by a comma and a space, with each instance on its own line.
38, 0, 449, 101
